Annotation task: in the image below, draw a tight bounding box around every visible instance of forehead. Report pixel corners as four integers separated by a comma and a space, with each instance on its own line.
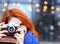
8, 17, 22, 24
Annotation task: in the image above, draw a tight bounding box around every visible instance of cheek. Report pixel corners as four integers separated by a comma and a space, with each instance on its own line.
20, 25, 27, 33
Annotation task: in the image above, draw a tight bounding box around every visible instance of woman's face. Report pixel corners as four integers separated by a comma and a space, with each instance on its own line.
8, 17, 27, 33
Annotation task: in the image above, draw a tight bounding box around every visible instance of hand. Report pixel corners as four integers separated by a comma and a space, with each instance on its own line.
14, 25, 27, 44
0, 22, 8, 38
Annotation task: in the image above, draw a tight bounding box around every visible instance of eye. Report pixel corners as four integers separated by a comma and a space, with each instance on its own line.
20, 23, 24, 26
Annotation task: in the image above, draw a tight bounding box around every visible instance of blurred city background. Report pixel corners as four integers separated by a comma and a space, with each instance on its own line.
0, 0, 60, 44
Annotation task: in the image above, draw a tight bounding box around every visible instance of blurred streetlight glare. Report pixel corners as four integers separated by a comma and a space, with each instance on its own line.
2, 8, 6, 11
36, 8, 40, 12
4, 2, 8, 7
56, 8, 60, 11
44, 1, 48, 5
51, 11, 55, 14
51, 6, 54, 10
43, 6, 48, 9
35, 3, 40, 7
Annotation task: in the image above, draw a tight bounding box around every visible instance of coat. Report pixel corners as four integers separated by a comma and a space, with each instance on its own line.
24, 32, 38, 44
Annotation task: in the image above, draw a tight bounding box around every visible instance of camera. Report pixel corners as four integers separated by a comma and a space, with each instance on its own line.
0, 22, 19, 43
2, 22, 20, 35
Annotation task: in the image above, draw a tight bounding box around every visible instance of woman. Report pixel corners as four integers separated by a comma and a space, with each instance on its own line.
0, 8, 39, 44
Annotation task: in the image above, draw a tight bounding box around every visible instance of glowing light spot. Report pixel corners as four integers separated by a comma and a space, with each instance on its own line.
4, 2, 8, 7
51, 11, 55, 14
43, 6, 48, 9
56, 8, 60, 11
44, 1, 48, 5
35, 3, 40, 7
28, 0, 32, 2
2, 8, 6, 11
36, 8, 40, 12
51, 6, 54, 10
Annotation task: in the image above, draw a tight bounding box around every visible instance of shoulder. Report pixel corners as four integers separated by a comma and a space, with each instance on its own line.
24, 31, 38, 44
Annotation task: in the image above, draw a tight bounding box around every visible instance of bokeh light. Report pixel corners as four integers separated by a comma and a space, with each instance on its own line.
56, 8, 60, 11
13, 2, 16, 5
4, 2, 8, 7
51, 11, 55, 14
28, 0, 32, 2
51, 6, 54, 10
44, 1, 48, 5
35, 3, 40, 7
43, 5, 48, 9
57, 22, 60, 26
36, 8, 40, 12
43, 9, 47, 12
2, 8, 6, 11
